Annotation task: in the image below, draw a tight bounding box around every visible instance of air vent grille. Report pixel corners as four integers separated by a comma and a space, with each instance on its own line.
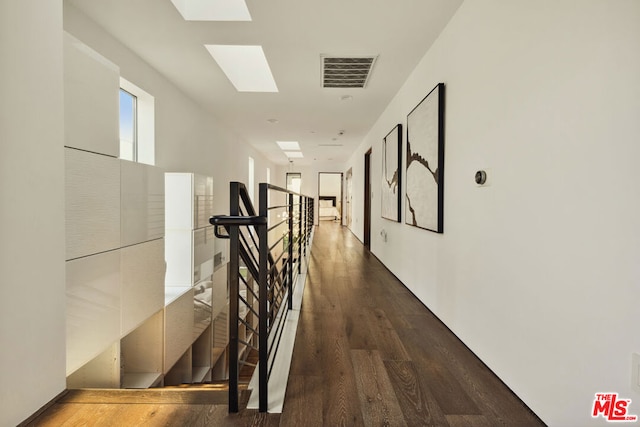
321, 56, 377, 88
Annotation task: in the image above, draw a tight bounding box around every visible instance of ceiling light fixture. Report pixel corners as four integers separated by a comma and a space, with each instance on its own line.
171, 0, 252, 21
205, 45, 278, 92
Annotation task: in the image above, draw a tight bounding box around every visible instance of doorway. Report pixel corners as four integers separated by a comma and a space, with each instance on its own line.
318, 172, 343, 225
286, 172, 301, 193
344, 168, 353, 228
364, 149, 372, 249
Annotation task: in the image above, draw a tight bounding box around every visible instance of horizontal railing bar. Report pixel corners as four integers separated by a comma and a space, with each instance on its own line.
239, 218, 260, 249
270, 262, 286, 283
210, 215, 267, 226
269, 234, 286, 253
242, 280, 259, 302
238, 339, 258, 351
239, 318, 258, 336
264, 183, 303, 196
239, 295, 259, 318
267, 204, 289, 211
239, 235, 259, 270
271, 250, 287, 271
268, 218, 289, 232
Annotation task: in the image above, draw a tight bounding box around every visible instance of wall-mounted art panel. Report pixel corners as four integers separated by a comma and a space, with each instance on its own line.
381, 124, 402, 222
405, 83, 445, 233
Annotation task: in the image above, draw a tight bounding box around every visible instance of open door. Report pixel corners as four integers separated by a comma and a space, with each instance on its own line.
344, 168, 353, 228
364, 149, 372, 249
318, 172, 343, 225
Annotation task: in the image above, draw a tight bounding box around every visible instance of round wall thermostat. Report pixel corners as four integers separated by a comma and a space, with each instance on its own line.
475, 170, 487, 185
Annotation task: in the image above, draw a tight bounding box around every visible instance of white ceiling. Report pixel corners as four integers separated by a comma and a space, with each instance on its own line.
66, 0, 463, 166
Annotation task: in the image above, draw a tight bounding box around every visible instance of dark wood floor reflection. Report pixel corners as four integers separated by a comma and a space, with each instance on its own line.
27, 222, 544, 426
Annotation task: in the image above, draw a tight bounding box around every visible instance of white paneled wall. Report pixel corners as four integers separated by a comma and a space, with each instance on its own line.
65, 250, 121, 375
63, 32, 119, 157
120, 239, 165, 336
65, 148, 121, 260
164, 288, 195, 374
64, 33, 168, 387
121, 160, 165, 247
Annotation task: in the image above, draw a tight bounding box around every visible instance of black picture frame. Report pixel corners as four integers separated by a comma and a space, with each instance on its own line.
405, 83, 445, 233
381, 124, 402, 222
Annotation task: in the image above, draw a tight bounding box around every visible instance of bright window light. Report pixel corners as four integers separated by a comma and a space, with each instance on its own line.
119, 89, 136, 162
285, 151, 304, 158
170, 0, 251, 21
119, 77, 155, 165
205, 45, 278, 92
276, 141, 300, 151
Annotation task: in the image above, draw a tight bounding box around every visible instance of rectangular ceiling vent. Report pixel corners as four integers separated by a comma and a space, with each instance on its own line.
321, 55, 377, 88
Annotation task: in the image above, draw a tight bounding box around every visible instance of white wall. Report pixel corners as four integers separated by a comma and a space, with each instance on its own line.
319, 173, 342, 199
345, 1, 640, 426
0, 1, 67, 425
63, 4, 276, 217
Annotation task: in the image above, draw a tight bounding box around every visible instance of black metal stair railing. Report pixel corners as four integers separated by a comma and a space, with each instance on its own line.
210, 182, 314, 413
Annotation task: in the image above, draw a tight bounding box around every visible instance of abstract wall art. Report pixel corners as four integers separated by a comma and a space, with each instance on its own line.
405, 83, 444, 233
381, 124, 402, 222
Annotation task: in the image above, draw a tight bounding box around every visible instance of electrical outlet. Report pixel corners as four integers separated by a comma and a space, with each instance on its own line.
632, 353, 640, 393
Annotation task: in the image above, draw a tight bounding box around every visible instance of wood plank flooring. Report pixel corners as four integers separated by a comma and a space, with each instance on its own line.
25, 223, 545, 426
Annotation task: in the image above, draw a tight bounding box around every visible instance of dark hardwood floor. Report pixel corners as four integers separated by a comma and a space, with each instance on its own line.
26, 222, 545, 426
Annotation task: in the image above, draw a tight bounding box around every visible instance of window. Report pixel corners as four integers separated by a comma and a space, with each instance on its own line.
119, 78, 155, 165
119, 89, 137, 161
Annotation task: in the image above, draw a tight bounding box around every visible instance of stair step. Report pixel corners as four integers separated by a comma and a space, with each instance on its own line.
61, 386, 230, 405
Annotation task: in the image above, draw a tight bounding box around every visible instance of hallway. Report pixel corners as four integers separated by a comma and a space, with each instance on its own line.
28, 223, 544, 426
279, 222, 543, 426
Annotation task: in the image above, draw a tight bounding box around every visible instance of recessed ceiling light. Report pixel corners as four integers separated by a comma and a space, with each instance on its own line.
171, 0, 251, 21
205, 45, 278, 92
277, 141, 300, 150
284, 151, 304, 158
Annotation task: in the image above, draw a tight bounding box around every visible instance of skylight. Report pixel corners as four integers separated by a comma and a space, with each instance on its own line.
205, 45, 278, 93
170, 0, 251, 21
276, 141, 300, 151
284, 151, 304, 158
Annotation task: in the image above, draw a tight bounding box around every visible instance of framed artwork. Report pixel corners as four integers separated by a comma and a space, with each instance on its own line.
381, 124, 402, 222
405, 83, 445, 233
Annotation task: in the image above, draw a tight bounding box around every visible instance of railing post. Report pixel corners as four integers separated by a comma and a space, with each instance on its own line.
302, 197, 307, 257
288, 192, 294, 310
258, 183, 269, 412
298, 195, 303, 275
228, 182, 240, 413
